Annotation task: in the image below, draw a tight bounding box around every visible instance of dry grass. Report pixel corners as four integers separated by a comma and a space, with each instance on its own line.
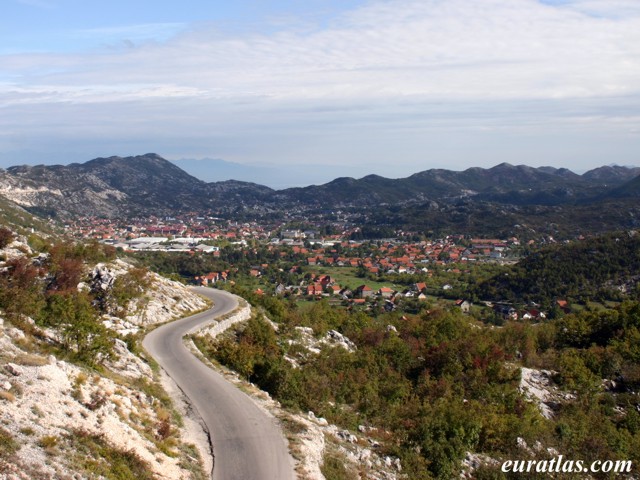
0, 391, 16, 403
14, 353, 49, 367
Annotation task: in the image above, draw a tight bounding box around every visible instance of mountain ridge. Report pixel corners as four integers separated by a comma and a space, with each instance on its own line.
1, 153, 639, 219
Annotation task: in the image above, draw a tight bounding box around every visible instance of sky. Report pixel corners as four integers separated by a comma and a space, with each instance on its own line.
1, 0, 639, 188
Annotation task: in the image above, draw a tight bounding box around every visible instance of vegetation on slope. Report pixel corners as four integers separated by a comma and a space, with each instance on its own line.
0, 223, 208, 479
195, 287, 640, 479
477, 231, 640, 306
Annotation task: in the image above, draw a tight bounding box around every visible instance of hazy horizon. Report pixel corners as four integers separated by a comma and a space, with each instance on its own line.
3, 0, 640, 177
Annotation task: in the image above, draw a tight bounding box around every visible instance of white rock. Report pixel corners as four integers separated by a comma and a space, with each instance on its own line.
7, 328, 25, 341
5, 363, 22, 376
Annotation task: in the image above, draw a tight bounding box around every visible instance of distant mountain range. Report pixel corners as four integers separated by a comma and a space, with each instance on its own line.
0, 153, 639, 223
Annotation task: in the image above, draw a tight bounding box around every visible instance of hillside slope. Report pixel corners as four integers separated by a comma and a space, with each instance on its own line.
0, 227, 210, 478
477, 230, 640, 304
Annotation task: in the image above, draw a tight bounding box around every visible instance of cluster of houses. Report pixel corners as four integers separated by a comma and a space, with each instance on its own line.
301, 237, 518, 274
274, 276, 437, 311
194, 264, 553, 319
490, 303, 547, 321
66, 215, 276, 244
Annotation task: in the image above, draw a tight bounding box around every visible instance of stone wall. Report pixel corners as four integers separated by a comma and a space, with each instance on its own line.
196, 302, 252, 338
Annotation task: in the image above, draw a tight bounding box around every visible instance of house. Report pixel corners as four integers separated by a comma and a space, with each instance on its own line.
195, 271, 225, 286
455, 299, 471, 313
281, 229, 303, 239
495, 304, 518, 320
413, 282, 427, 293
378, 287, 394, 299
356, 285, 374, 298
306, 284, 324, 296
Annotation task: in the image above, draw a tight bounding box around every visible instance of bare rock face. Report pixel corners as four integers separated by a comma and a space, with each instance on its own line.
519, 367, 573, 419
322, 330, 357, 352
124, 271, 209, 327
88, 259, 209, 331
0, 235, 33, 261
102, 339, 153, 380
288, 327, 357, 358
0, 320, 201, 479
91, 263, 118, 292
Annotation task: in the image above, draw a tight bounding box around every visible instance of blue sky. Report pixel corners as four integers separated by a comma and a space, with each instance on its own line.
2, 0, 640, 187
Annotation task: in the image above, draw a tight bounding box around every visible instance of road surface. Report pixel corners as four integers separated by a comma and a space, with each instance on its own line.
142, 287, 295, 480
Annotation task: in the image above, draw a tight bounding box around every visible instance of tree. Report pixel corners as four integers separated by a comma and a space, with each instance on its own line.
43, 292, 115, 365
0, 257, 44, 321
0, 227, 14, 249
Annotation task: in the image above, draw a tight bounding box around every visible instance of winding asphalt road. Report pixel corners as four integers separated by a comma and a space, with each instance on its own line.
142, 287, 295, 480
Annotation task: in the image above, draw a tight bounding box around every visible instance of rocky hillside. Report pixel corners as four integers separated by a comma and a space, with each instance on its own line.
1, 154, 273, 218
1, 153, 639, 219
0, 229, 211, 479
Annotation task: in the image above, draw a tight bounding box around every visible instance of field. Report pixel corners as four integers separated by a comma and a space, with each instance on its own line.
312, 266, 399, 291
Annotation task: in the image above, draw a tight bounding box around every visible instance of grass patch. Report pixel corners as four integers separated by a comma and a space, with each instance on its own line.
320, 450, 358, 480
69, 429, 154, 480
14, 353, 50, 366
0, 391, 16, 403
177, 442, 208, 480
0, 426, 20, 458
316, 267, 397, 291
38, 435, 59, 455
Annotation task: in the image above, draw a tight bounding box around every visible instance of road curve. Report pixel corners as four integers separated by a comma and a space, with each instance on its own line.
142, 287, 295, 480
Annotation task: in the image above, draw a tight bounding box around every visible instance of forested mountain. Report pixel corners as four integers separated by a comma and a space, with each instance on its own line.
477, 231, 640, 305
1, 154, 639, 229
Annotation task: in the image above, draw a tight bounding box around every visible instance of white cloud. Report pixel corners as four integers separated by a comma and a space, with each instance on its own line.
4, 0, 639, 102
68, 23, 187, 45
1, 0, 639, 173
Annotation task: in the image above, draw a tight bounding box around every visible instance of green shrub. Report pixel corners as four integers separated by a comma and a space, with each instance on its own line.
0, 427, 20, 457
0, 227, 14, 249
321, 453, 357, 480
70, 429, 154, 480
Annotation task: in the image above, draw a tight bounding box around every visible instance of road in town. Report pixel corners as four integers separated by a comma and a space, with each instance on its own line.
142, 287, 295, 480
